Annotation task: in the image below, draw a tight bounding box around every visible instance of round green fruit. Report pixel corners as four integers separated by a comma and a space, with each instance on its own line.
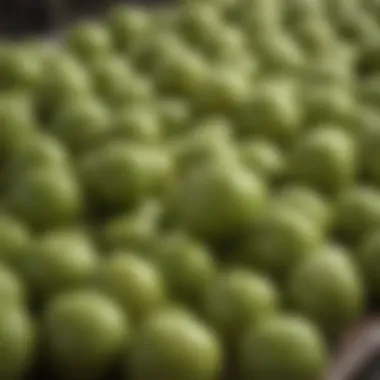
97, 252, 167, 322
7, 132, 71, 174
44, 290, 129, 380
239, 314, 327, 380
0, 307, 35, 380
240, 207, 323, 281
129, 308, 222, 380
18, 229, 99, 301
0, 263, 26, 306
239, 139, 285, 181
150, 232, 217, 307
0, 215, 30, 268
66, 21, 113, 62
111, 104, 161, 144
8, 168, 84, 230
335, 185, 380, 244
288, 244, 364, 336
203, 268, 279, 345
80, 142, 166, 208
357, 228, 380, 298
290, 126, 357, 194
274, 186, 332, 231
175, 160, 267, 240
51, 97, 111, 154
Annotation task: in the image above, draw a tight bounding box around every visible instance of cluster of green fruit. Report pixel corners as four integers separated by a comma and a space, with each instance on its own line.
1, 0, 380, 379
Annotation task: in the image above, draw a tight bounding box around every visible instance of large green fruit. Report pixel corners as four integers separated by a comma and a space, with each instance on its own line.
335, 185, 380, 244
150, 232, 217, 308
92, 55, 154, 107
239, 314, 327, 380
273, 186, 333, 231
7, 133, 71, 174
107, 5, 152, 53
37, 54, 93, 117
66, 21, 113, 62
288, 244, 364, 336
0, 263, 26, 306
100, 200, 162, 252
240, 207, 323, 281
0, 93, 37, 157
97, 252, 167, 322
290, 126, 357, 194
239, 139, 285, 181
175, 160, 267, 240
0, 215, 30, 268
17, 229, 98, 301
80, 142, 170, 209
0, 45, 42, 89
44, 291, 130, 380
7, 168, 84, 230
129, 308, 222, 380
237, 77, 303, 143
0, 307, 35, 380
110, 104, 162, 144
203, 268, 279, 345
357, 228, 380, 298
173, 116, 237, 174
51, 96, 111, 154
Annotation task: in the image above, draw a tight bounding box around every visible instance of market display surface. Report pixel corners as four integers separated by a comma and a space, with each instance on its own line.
0, 0, 380, 379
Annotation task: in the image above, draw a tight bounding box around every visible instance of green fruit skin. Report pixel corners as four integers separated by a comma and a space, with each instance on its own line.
335, 186, 380, 244
240, 208, 323, 281
176, 161, 268, 240
151, 232, 217, 307
239, 314, 328, 380
129, 309, 223, 380
51, 97, 111, 154
288, 244, 364, 336
290, 127, 357, 194
274, 186, 333, 231
358, 229, 380, 299
111, 105, 162, 144
97, 252, 167, 322
239, 139, 285, 181
0, 215, 30, 268
17, 230, 99, 301
67, 22, 113, 62
7, 133, 71, 174
81, 142, 165, 209
237, 78, 303, 143
203, 268, 279, 345
37, 56, 93, 117
8, 168, 84, 230
44, 291, 130, 380
0, 264, 26, 306
0, 94, 37, 158
0, 307, 35, 380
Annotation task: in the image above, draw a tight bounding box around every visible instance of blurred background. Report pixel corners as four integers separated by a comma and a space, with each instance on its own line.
0, 0, 164, 38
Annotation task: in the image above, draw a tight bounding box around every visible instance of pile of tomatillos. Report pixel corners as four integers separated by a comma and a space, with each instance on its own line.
1, 0, 380, 379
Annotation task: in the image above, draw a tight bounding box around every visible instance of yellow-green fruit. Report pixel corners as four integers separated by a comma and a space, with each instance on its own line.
239, 314, 328, 380
358, 228, 380, 299
129, 309, 223, 380
203, 268, 278, 345
290, 126, 357, 194
240, 207, 323, 281
0, 307, 35, 380
288, 244, 364, 336
97, 252, 167, 322
44, 291, 130, 380
176, 160, 268, 240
